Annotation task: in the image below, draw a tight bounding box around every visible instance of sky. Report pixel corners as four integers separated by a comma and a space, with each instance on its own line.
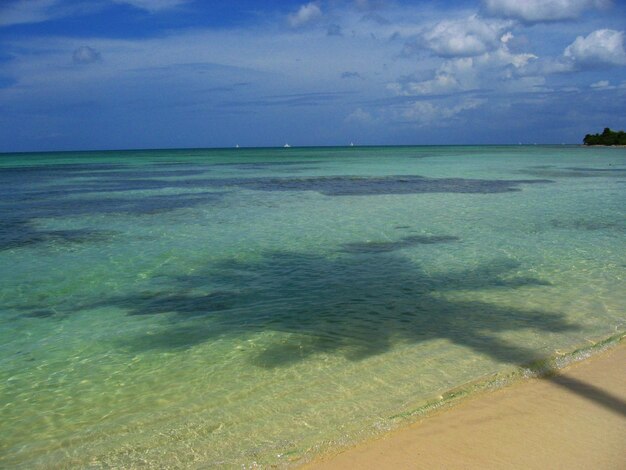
0, 0, 625, 152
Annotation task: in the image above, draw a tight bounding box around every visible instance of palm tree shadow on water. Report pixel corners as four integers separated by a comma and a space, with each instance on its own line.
93, 247, 626, 417
103, 250, 561, 362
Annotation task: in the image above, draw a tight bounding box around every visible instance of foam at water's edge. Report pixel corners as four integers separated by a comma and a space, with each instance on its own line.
295, 332, 625, 468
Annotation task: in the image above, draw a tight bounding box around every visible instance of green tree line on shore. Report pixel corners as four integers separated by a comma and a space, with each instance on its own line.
583, 128, 626, 146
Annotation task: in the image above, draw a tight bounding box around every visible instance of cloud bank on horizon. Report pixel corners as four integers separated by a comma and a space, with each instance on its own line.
0, 0, 625, 151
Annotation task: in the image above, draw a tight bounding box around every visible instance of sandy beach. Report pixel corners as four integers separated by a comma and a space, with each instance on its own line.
305, 341, 626, 469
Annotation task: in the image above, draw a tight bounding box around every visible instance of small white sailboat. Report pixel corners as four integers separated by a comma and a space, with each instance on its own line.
235, 144, 240, 148
284, 143, 291, 148
350, 142, 355, 147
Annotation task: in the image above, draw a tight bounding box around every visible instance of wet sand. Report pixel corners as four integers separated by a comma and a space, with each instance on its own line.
305, 342, 626, 469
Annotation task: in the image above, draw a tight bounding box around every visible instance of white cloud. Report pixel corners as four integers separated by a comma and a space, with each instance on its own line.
0, 0, 187, 26
500, 32, 514, 44
392, 36, 539, 97
564, 29, 626, 67
0, 0, 191, 27
483, 0, 610, 23
590, 80, 613, 89
397, 98, 484, 126
389, 72, 462, 96
346, 107, 374, 124
0, 0, 75, 27
111, 0, 191, 12
288, 3, 323, 28
73, 46, 101, 64
420, 15, 511, 58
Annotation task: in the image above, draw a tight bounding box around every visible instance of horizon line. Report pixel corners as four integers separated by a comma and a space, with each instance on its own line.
0, 142, 582, 156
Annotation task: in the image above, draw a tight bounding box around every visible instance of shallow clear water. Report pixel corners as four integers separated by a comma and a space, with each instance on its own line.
0, 145, 624, 468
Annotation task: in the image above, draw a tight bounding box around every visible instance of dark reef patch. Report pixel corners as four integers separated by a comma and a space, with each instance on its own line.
0, 218, 117, 251
1, 162, 554, 239
565, 167, 626, 173
340, 235, 459, 254
27, 175, 536, 198
73, 169, 207, 179
212, 161, 323, 170
0, 190, 225, 221
0, 163, 129, 175
202, 175, 553, 196
21, 309, 56, 318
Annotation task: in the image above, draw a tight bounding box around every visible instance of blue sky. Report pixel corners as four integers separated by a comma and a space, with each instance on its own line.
1, 0, 625, 151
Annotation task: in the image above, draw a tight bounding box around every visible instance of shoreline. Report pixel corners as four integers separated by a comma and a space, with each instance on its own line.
303, 336, 626, 469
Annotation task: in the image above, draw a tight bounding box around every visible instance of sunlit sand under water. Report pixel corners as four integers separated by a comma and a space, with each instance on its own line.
0, 145, 624, 468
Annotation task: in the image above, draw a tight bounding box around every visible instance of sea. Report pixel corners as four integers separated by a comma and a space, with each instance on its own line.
0, 145, 624, 468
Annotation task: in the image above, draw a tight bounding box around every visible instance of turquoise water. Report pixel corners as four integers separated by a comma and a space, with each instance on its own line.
0, 145, 624, 468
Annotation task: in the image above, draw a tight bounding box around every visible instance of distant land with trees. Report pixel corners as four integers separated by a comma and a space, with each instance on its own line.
583, 128, 626, 146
